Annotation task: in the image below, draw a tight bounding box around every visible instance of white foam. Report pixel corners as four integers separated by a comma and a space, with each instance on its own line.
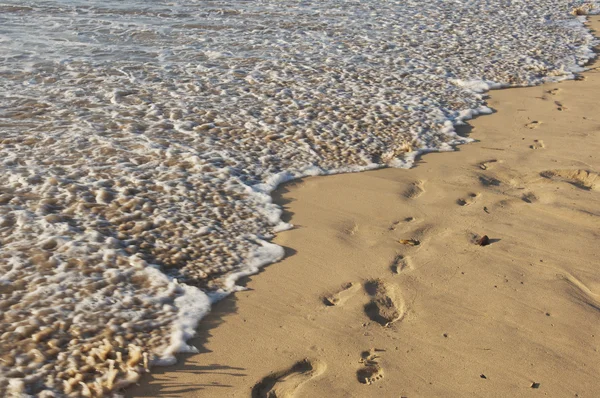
156, 282, 211, 365
220, 239, 286, 296
0, 1, 599, 395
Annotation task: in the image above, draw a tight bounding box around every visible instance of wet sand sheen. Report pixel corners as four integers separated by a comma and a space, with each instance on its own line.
128, 16, 600, 398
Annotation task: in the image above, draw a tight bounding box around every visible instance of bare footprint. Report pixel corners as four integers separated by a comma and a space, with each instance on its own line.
357, 349, 385, 385
525, 120, 541, 129
522, 192, 538, 203
357, 364, 384, 386
340, 221, 359, 236
457, 192, 480, 206
554, 101, 567, 111
530, 140, 545, 150
388, 217, 416, 231
252, 359, 326, 398
364, 279, 405, 327
547, 88, 561, 96
479, 175, 502, 187
540, 169, 598, 191
323, 282, 361, 306
403, 180, 425, 199
390, 254, 412, 273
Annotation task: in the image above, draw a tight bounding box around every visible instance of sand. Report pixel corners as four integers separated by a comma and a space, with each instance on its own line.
127, 16, 600, 398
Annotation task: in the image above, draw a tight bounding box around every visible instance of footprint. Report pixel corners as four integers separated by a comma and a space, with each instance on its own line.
540, 169, 598, 191
363, 280, 405, 327
479, 175, 502, 187
388, 217, 416, 231
340, 221, 359, 236
390, 254, 412, 274
323, 282, 361, 307
521, 192, 538, 203
357, 349, 385, 385
403, 180, 425, 199
478, 159, 500, 170
530, 140, 545, 150
251, 359, 326, 398
525, 120, 541, 129
357, 363, 384, 386
554, 101, 567, 111
457, 192, 480, 206
547, 88, 561, 96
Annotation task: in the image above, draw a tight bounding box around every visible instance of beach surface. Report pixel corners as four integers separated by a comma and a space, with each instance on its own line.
128, 16, 600, 398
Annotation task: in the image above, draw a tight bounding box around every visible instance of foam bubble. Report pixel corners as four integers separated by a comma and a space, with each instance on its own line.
0, 0, 598, 395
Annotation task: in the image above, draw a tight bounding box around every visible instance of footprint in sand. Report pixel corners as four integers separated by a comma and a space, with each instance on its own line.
547, 88, 561, 96
388, 217, 417, 231
390, 254, 412, 274
521, 192, 539, 203
403, 180, 425, 199
363, 279, 405, 327
339, 220, 359, 236
554, 101, 567, 111
323, 282, 361, 307
457, 192, 480, 206
540, 169, 598, 191
529, 140, 545, 150
478, 159, 501, 170
357, 349, 385, 385
525, 120, 541, 129
252, 359, 326, 398
479, 175, 502, 187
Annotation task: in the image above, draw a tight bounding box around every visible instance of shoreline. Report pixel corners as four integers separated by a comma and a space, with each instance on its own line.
127, 15, 600, 398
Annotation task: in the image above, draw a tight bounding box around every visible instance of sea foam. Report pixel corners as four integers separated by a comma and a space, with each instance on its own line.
0, 0, 598, 395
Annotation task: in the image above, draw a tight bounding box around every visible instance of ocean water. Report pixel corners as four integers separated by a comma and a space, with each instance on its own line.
0, 0, 597, 395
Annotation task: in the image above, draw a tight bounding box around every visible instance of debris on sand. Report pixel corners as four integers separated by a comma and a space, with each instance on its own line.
399, 239, 420, 246
477, 235, 490, 246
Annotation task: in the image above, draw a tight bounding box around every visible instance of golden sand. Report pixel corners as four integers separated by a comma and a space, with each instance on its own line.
128, 16, 600, 398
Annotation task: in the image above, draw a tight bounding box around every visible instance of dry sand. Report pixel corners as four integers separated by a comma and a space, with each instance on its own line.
128, 16, 600, 398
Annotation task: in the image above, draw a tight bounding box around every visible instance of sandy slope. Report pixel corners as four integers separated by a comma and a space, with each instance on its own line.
128, 16, 600, 398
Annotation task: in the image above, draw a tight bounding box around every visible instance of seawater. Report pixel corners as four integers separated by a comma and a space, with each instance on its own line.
0, 0, 597, 395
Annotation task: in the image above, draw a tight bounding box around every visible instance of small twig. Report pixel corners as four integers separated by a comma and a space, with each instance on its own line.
480, 147, 505, 151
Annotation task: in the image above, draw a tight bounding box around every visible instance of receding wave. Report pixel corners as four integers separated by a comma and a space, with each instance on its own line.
0, 0, 597, 395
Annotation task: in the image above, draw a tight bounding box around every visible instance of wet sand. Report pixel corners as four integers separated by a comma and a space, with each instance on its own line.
127, 16, 600, 398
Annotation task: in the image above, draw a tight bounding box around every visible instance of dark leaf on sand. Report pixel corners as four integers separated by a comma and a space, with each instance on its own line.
477, 235, 490, 246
